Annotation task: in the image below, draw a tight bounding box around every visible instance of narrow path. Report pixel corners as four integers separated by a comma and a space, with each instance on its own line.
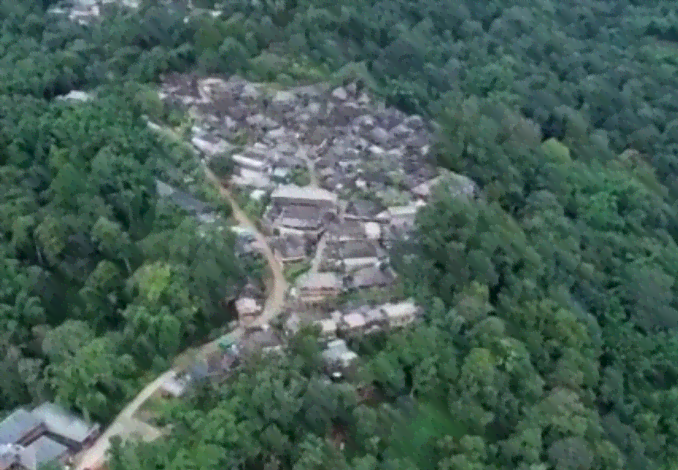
308, 233, 328, 273
76, 167, 287, 470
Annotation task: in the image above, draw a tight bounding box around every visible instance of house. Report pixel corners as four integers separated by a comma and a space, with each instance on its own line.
296, 272, 342, 304
271, 185, 338, 210
159, 372, 191, 398
232, 168, 271, 189
23, 437, 69, 470
0, 440, 68, 470
329, 241, 382, 272
322, 339, 358, 376
327, 220, 367, 243
191, 135, 230, 157
344, 199, 384, 222
381, 300, 419, 328
364, 307, 388, 333
0, 404, 99, 470
314, 319, 338, 341
232, 153, 268, 172
275, 205, 329, 236
235, 297, 262, 325
240, 324, 283, 356
376, 202, 422, 230
346, 265, 397, 291
0, 410, 44, 447
271, 234, 307, 264
339, 312, 367, 337
30, 403, 100, 450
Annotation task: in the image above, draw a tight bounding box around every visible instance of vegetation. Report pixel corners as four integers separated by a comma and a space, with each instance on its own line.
290, 167, 312, 186
0, 0, 249, 422
1, 0, 678, 469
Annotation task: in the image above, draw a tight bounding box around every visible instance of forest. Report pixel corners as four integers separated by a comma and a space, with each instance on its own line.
1, 0, 678, 469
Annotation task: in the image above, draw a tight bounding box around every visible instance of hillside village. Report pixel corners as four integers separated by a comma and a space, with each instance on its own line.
152, 74, 478, 392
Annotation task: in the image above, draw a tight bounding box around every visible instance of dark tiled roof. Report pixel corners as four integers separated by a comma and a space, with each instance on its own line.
330, 240, 379, 260
279, 205, 326, 229
345, 199, 383, 218
272, 234, 306, 258
349, 266, 396, 289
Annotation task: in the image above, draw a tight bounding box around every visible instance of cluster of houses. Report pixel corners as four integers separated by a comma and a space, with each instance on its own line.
285, 299, 421, 376
0, 403, 99, 470
150, 74, 477, 390
161, 297, 421, 396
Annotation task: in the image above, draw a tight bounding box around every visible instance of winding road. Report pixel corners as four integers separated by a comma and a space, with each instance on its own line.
75, 167, 287, 470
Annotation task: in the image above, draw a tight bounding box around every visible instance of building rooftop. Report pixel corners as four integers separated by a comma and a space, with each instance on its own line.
272, 185, 338, 204
328, 220, 366, 240
315, 319, 338, 335
31, 402, 99, 444
271, 234, 306, 259
381, 299, 418, 319
364, 308, 387, 323
332, 240, 380, 260
342, 312, 367, 329
241, 325, 283, 353
0, 409, 41, 445
278, 205, 326, 230
349, 265, 396, 290
24, 436, 69, 469
235, 297, 260, 316
322, 339, 358, 365
345, 199, 384, 218
297, 272, 342, 291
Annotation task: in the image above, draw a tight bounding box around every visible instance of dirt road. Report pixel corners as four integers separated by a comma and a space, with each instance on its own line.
76, 167, 287, 470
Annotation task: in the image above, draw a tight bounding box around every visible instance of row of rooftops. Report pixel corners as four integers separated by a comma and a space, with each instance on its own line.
285, 299, 420, 338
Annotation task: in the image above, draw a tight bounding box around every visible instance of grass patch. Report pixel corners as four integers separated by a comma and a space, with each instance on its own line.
283, 260, 311, 283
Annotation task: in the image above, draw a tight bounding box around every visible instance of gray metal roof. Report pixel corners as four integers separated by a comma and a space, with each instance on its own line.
31, 403, 99, 444
24, 436, 69, 468
0, 408, 42, 444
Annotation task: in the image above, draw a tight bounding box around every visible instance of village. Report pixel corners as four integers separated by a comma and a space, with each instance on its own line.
0, 75, 477, 470
153, 73, 478, 394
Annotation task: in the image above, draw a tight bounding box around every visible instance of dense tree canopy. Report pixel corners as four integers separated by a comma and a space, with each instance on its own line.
1, 0, 678, 469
